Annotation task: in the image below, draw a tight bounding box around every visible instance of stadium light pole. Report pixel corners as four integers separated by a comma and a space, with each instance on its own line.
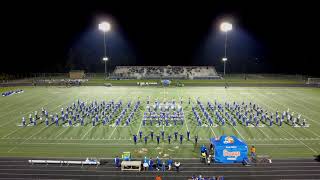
98, 21, 111, 75
220, 22, 232, 77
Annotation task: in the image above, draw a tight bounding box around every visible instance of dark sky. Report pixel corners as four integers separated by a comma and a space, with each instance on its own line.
1, 1, 319, 75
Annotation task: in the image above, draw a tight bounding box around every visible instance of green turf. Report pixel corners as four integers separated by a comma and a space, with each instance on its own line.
0, 86, 319, 159
83, 78, 305, 86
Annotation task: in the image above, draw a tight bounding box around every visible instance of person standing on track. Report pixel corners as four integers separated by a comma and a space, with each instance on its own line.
174, 161, 181, 172
114, 156, 120, 168
250, 145, 256, 160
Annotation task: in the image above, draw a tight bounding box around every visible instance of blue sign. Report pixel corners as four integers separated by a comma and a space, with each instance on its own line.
161, 80, 171, 86
210, 135, 248, 163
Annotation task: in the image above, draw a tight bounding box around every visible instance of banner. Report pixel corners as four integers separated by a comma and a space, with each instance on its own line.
210, 135, 248, 163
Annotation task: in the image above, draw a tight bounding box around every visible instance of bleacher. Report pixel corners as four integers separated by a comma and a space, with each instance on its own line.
111, 66, 220, 79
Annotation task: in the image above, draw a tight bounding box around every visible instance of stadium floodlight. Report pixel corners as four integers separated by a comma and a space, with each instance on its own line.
98, 21, 111, 76
98, 22, 111, 32
220, 22, 232, 77
220, 22, 232, 32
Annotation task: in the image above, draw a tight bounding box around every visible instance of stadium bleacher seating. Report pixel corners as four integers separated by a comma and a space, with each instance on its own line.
111, 66, 220, 79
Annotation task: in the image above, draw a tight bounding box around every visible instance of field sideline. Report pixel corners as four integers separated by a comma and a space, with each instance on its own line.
0, 86, 320, 159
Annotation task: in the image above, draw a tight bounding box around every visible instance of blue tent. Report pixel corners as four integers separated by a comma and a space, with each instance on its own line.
210, 135, 248, 163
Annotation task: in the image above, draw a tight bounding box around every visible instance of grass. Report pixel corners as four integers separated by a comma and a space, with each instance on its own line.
0, 86, 319, 159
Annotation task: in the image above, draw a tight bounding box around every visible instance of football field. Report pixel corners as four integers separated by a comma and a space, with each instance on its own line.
0, 86, 320, 159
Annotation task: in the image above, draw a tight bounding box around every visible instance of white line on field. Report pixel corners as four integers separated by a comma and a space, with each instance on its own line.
257, 127, 271, 140
254, 91, 318, 153
54, 127, 69, 139
184, 109, 190, 132
259, 91, 320, 126
7, 126, 47, 152
304, 128, 320, 138
0, 95, 68, 128
135, 115, 143, 136
285, 90, 320, 109
1, 128, 20, 139
108, 125, 118, 139
232, 124, 245, 140
1, 98, 74, 139
281, 129, 318, 154
281, 91, 320, 114
80, 126, 94, 140
208, 124, 216, 137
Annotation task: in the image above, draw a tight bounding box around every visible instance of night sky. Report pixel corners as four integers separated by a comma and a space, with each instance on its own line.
1, 1, 319, 75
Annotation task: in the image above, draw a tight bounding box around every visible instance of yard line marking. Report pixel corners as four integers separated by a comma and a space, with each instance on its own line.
0, 93, 68, 128
108, 125, 118, 139
281, 128, 318, 154
81, 126, 94, 140
225, 92, 247, 140
1, 97, 75, 139
304, 128, 320, 138
1, 128, 20, 139
257, 128, 272, 140
54, 127, 70, 139
259, 91, 320, 126
7, 126, 47, 152
109, 95, 128, 137
193, 97, 217, 137
135, 114, 143, 136
208, 124, 216, 137
251, 90, 299, 139
254, 91, 318, 153
280, 90, 320, 114
285, 90, 320, 109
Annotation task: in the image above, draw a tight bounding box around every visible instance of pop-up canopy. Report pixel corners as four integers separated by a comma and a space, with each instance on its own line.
210, 135, 248, 163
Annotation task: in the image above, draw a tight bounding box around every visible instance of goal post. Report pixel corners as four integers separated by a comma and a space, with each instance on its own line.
307, 78, 320, 85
